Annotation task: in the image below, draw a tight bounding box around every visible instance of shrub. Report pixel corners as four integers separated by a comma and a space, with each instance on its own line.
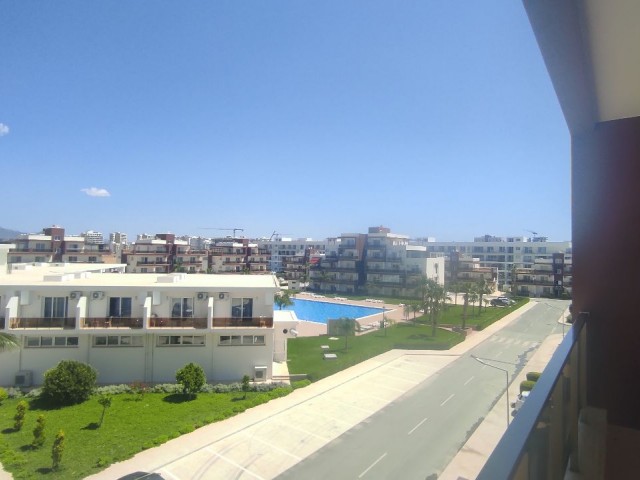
0, 387, 7, 405
95, 384, 132, 396
42, 360, 97, 405
51, 430, 65, 470
14, 400, 28, 431
98, 395, 112, 427
32, 414, 46, 448
176, 363, 206, 397
526, 372, 542, 382
242, 375, 251, 399
520, 380, 536, 393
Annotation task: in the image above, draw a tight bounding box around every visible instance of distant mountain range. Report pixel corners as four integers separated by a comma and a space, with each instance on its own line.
0, 227, 22, 240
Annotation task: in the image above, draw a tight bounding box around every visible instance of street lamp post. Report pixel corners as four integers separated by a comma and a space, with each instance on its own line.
472, 355, 510, 426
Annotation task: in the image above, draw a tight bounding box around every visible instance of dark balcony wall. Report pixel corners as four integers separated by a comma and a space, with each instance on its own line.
572, 116, 640, 428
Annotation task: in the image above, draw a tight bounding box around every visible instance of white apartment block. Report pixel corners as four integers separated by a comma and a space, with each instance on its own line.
259, 237, 327, 273
109, 232, 128, 245
82, 230, 104, 244
513, 252, 572, 298
0, 259, 290, 387
415, 236, 572, 290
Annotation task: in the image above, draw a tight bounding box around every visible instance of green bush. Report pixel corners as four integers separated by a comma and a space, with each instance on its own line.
0, 387, 7, 405
526, 372, 542, 382
42, 360, 97, 405
14, 400, 28, 431
292, 379, 311, 390
51, 430, 65, 470
176, 362, 206, 397
32, 414, 46, 448
520, 380, 536, 393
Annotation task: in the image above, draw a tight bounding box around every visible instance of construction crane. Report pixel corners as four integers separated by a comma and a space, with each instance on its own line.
200, 227, 244, 237
525, 229, 539, 237
269, 231, 291, 241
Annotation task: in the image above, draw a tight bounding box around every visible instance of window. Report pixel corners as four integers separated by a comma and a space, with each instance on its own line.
171, 297, 194, 317
219, 335, 264, 346
25, 336, 78, 348
232, 298, 253, 319
68, 256, 78, 262
35, 242, 46, 251
43, 297, 67, 318
109, 297, 132, 317
88, 256, 97, 262
157, 335, 204, 346
93, 335, 143, 347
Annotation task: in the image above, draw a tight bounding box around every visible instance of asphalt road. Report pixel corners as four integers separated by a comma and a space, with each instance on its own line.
278, 299, 568, 480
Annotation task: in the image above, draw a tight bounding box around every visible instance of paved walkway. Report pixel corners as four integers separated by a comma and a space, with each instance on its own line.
0, 300, 565, 480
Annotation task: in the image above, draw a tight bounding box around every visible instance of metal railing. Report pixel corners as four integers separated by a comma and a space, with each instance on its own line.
211, 317, 273, 328
149, 317, 208, 329
478, 314, 587, 480
83, 317, 143, 329
9, 317, 76, 329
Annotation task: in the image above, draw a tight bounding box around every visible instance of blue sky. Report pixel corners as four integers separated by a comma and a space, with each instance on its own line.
0, 1, 570, 242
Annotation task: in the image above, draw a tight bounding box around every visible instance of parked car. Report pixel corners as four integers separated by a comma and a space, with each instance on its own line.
497, 296, 515, 304
491, 298, 510, 307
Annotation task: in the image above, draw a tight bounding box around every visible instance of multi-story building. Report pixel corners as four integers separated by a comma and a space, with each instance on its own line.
446, 251, 497, 287
8, 226, 115, 265
123, 233, 179, 274
208, 239, 269, 274
416, 236, 571, 290
310, 227, 444, 297
82, 230, 104, 245
109, 232, 128, 246
0, 259, 288, 386
259, 237, 327, 273
512, 252, 572, 298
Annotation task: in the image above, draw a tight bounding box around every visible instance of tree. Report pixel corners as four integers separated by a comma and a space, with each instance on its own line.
32, 414, 46, 448
419, 277, 449, 337
0, 332, 19, 351
469, 285, 479, 317
274, 291, 293, 310
477, 277, 493, 315
14, 400, 27, 431
98, 395, 112, 427
42, 360, 97, 406
51, 430, 65, 470
176, 362, 206, 398
336, 317, 355, 350
242, 375, 251, 399
409, 303, 422, 323
460, 283, 473, 329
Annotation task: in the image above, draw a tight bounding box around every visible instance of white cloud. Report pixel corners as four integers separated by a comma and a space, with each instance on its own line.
81, 187, 111, 197
0, 123, 9, 136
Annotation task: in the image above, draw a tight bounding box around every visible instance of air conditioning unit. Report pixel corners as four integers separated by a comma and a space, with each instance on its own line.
15, 371, 33, 388
197, 292, 208, 300
254, 366, 267, 382
218, 292, 228, 300
70, 291, 82, 300
92, 291, 105, 300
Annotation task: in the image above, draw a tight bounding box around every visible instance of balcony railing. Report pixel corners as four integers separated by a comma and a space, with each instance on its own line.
211, 317, 273, 328
150, 317, 208, 329
478, 314, 587, 480
10, 317, 76, 329
83, 317, 143, 329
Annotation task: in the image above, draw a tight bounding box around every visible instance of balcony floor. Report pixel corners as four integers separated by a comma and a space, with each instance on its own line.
606, 424, 640, 478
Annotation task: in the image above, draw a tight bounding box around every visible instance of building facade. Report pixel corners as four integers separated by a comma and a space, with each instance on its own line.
0, 262, 285, 387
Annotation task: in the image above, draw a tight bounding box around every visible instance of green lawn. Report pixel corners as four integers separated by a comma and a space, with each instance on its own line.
0, 388, 290, 479
431, 297, 529, 329
287, 324, 464, 382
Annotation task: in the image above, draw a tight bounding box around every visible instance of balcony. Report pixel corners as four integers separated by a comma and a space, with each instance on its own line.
9, 317, 76, 329
149, 317, 208, 329
479, 315, 591, 479
82, 317, 143, 329
211, 317, 273, 328
136, 260, 169, 265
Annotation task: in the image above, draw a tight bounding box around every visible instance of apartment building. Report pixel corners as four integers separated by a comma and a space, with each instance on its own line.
512, 252, 572, 298
82, 230, 104, 245
446, 251, 497, 286
309, 227, 444, 297
8, 226, 116, 265
416, 236, 571, 290
259, 237, 327, 273
0, 260, 286, 387
208, 239, 270, 274
109, 232, 128, 246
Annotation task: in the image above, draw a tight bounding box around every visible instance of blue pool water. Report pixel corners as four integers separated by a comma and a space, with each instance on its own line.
280, 298, 384, 324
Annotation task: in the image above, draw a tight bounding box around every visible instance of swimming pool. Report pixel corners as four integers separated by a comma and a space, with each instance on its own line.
279, 298, 384, 324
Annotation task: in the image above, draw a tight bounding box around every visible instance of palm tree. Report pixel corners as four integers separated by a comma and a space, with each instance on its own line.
0, 333, 19, 351
469, 285, 479, 317
337, 317, 354, 350
476, 277, 492, 315
461, 282, 473, 329
273, 291, 293, 310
